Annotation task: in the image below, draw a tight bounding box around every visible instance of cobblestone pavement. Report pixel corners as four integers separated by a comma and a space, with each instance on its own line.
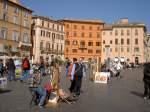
0, 67, 150, 112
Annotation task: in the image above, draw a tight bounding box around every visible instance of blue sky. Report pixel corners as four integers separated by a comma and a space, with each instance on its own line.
20, 0, 150, 32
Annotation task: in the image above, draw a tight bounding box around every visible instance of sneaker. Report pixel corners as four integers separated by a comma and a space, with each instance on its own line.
38, 104, 44, 108
144, 96, 148, 100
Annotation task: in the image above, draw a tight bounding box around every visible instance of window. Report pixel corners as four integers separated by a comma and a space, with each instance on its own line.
134, 47, 139, 52
103, 40, 105, 44
110, 40, 112, 44
61, 35, 64, 40
0, 28, 7, 39
89, 32, 92, 38
61, 44, 63, 51
2, 12, 8, 21
88, 50, 93, 53
65, 40, 70, 45
31, 30, 35, 36
40, 42, 43, 50
89, 26, 92, 30
66, 32, 69, 36
88, 42, 93, 46
46, 43, 50, 50
121, 30, 124, 36
24, 12, 29, 18
66, 24, 69, 28
72, 40, 78, 45
82, 26, 84, 30
43, 31, 45, 37
110, 31, 112, 35
96, 42, 101, 46
24, 20, 29, 27
47, 22, 49, 28
73, 32, 77, 37
103, 32, 105, 35
3, 1, 8, 10
97, 27, 100, 30
121, 47, 124, 52
127, 39, 130, 45
81, 32, 84, 37
127, 30, 130, 36
13, 16, 19, 24
110, 48, 112, 52
12, 31, 19, 41
57, 44, 59, 50
14, 7, 19, 14
23, 33, 29, 43
115, 47, 118, 52
52, 33, 55, 40
66, 48, 69, 53
80, 41, 85, 48
40, 30, 43, 36
115, 30, 118, 36
135, 29, 138, 36
97, 33, 100, 38
103, 48, 105, 52
121, 38, 124, 45
42, 20, 44, 26
96, 50, 101, 54
135, 38, 138, 45
115, 39, 118, 45
72, 49, 77, 53
74, 25, 77, 29
127, 47, 130, 52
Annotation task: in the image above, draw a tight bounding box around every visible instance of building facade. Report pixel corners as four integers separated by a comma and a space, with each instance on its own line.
31, 16, 65, 63
0, 0, 32, 58
101, 19, 147, 64
145, 34, 150, 62
60, 19, 104, 61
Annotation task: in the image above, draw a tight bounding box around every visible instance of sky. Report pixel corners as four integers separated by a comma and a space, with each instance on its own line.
20, 0, 150, 32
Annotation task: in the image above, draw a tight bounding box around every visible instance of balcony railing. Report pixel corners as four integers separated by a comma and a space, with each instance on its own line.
78, 45, 87, 49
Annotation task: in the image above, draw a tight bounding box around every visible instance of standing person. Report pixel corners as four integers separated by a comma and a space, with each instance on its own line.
69, 58, 77, 94
50, 55, 55, 79
65, 58, 70, 76
115, 61, 123, 78
20, 57, 30, 82
74, 58, 85, 96
143, 62, 150, 100
6, 58, 16, 81
0, 59, 4, 77
39, 59, 46, 76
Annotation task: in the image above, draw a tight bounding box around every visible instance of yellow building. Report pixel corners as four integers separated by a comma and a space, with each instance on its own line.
60, 19, 104, 62
0, 0, 32, 59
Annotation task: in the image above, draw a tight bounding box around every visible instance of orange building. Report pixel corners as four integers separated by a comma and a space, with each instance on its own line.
60, 19, 104, 61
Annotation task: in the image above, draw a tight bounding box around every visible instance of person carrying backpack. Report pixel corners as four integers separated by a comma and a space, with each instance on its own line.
20, 57, 30, 82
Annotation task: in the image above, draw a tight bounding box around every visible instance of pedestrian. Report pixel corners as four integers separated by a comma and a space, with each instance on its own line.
143, 62, 150, 100
73, 58, 84, 96
39, 59, 46, 76
115, 61, 123, 78
6, 58, 16, 81
65, 58, 70, 76
20, 57, 30, 82
0, 59, 4, 77
69, 58, 77, 94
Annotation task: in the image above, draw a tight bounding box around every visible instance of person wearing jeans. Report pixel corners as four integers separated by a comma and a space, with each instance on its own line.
6, 58, 16, 81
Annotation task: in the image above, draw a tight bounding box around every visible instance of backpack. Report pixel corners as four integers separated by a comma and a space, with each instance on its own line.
23, 60, 29, 69
74, 62, 83, 77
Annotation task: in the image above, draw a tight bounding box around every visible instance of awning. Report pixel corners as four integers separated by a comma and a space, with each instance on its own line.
19, 42, 32, 47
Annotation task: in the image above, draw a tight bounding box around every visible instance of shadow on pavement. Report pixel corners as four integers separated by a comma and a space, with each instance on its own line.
0, 89, 12, 94
130, 91, 144, 98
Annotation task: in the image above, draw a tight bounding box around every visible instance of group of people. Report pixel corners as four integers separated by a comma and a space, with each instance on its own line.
66, 57, 86, 97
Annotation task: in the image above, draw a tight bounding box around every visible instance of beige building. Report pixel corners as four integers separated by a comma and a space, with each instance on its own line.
60, 19, 104, 61
31, 16, 65, 63
101, 19, 147, 64
0, 0, 32, 58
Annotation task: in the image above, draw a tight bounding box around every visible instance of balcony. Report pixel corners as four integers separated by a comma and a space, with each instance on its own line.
78, 45, 87, 50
